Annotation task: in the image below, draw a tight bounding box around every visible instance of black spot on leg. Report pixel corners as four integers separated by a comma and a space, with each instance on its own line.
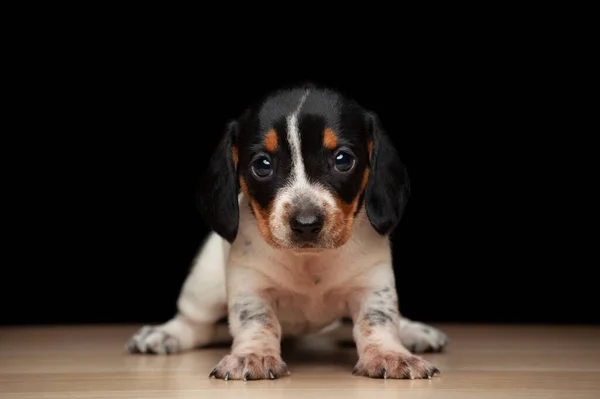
239, 308, 269, 326
365, 309, 393, 325
373, 286, 393, 298
234, 298, 270, 326
247, 312, 269, 324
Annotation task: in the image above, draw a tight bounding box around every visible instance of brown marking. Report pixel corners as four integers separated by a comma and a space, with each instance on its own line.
239, 176, 279, 247
359, 319, 373, 337
327, 167, 371, 247
360, 167, 370, 193
264, 129, 278, 152
261, 347, 275, 356
367, 139, 373, 163
239, 176, 250, 197
362, 343, 378, 356
323, 128, 338, 150
264, 321, 280, 340
252, 201, 278, 247
232, 145, 239, 169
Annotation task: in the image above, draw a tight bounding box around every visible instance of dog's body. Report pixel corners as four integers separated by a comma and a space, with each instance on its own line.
127, 84, 448, 380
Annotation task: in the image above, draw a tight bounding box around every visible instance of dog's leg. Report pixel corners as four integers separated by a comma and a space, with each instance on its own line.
209, 291, 288, 381
348, 266, 440, 379
126, 233, 229, 354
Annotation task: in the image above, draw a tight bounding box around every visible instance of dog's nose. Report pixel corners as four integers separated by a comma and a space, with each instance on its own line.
290, 211, 324, 241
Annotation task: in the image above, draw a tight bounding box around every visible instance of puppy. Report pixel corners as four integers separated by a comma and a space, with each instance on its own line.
127, 84, 448, 380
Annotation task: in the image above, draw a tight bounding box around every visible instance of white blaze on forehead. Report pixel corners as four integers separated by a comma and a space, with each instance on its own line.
286, 91, 309, 185
269, 89, 339, 245
279, 89, 336, 210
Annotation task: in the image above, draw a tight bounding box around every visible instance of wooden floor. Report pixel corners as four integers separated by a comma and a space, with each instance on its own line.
1, 324, 599, 398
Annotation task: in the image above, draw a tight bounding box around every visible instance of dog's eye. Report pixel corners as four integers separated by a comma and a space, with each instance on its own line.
251, 155, 273, 179
334, 150, 355, 172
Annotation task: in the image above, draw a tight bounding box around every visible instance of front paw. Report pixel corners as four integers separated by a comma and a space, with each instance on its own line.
209, 353, 290, 381
353, 348, 440, 379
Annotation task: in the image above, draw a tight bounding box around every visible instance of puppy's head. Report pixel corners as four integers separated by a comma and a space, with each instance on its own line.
197, 85, 410, 251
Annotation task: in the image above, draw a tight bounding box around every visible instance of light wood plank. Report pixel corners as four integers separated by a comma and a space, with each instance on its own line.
1, 324, 599, 398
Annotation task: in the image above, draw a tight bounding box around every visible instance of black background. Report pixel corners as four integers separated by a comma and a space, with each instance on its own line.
5, 34, 592, 327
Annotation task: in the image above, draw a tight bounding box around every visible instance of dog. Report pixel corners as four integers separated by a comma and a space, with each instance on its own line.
126, 84, 448, 380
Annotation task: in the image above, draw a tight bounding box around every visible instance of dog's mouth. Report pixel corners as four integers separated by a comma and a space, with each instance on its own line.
267, 231, 348, 253
287, 241, 329, 253
293, 241, 322, 249
291, 247, 327, 254
280, 229, 346, 252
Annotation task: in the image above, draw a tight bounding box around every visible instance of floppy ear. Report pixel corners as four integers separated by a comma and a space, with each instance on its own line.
364, 111, 411, 235
196, 120, 240, 243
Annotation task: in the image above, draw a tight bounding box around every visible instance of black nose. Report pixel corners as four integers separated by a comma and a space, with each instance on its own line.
290, 212, 324, 241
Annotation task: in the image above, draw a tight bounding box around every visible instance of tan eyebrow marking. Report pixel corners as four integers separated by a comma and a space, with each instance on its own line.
264, 129, 278, 152
323, 128, 338, 150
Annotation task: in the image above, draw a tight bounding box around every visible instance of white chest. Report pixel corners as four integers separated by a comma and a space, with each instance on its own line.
267, 265, 352, 335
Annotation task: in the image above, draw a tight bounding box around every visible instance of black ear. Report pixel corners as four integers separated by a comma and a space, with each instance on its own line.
196, 120, 240, 243
364, 111, 411, 235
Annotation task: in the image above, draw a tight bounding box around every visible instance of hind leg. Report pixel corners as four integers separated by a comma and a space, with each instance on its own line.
398, 317, 449, 353
127, 233, 229, 354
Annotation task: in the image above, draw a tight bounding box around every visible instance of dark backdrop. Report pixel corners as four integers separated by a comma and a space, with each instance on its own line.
5, 39, 592, 326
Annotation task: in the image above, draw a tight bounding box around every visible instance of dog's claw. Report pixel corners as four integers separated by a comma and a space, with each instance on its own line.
209, 368, 218, 378
243, 371, 250, 381
224, 371, 230, 381
269, 369, 276, 379
382, 368, 388, 379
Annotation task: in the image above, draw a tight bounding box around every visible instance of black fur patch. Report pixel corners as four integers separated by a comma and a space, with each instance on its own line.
364, 112, 411, 235
196, 121, 240, 242
373, 286, 393, 297
233, 298, 270, 326
239, 309, 269, 326
365, 309, 393, 325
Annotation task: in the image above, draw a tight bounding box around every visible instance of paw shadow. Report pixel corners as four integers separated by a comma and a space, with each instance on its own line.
200, 341, 233, 349
280, 337, 358, 368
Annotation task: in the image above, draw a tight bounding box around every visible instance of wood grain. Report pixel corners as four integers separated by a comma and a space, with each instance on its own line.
1, 324, 599, 398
